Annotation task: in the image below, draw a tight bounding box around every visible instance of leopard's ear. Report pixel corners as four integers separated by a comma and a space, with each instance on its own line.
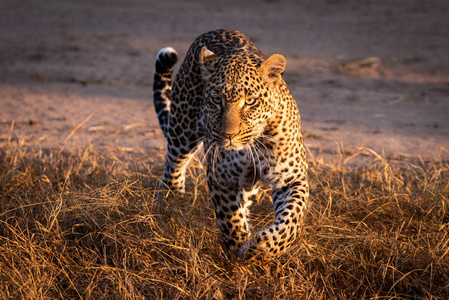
201, 46, 215, 65
259, 54, 286, 84
200, 46, 216, 74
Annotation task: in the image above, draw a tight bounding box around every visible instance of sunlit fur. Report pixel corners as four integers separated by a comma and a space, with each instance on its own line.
153, 29, 309, 261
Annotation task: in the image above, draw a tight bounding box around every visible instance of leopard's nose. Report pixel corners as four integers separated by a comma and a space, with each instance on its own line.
222, 131, 239, 140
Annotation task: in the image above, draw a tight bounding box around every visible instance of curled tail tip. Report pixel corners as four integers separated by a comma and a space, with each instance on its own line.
159, 46, 177, 55
156, 47, 178, 69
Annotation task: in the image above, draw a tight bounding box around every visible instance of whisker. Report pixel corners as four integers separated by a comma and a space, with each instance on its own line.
201, 141, 214, 165
213, 146, 221, 185
182, 136, 205, 151
253, 139, 269, 163
246, 144, 258, 187
259, 134, 280, 147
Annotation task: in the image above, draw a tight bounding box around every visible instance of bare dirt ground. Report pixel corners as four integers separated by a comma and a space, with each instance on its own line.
1, 0, 449, 165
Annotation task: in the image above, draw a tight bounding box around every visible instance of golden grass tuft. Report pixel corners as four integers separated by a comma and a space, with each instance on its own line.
1, 143, 448, 299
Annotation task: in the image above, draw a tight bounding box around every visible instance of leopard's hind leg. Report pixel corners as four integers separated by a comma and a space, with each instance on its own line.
153, 47, 203, 195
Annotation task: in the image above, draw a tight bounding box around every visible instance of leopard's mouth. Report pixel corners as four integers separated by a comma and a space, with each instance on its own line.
208, 131, 247, 151
223, 141, 245, 151
218, 137, 245, 151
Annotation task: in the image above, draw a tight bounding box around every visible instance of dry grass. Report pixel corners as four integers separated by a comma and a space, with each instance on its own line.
1, 143, 448, 299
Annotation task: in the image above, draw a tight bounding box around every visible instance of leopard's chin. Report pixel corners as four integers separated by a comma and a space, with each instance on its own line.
209, 137, 246, 151
223, 143, 245, 151
223, 136, 258, 151
214, 139, 244, 151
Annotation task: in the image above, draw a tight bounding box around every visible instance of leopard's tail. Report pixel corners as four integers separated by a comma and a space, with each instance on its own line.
153, 47, 178, 138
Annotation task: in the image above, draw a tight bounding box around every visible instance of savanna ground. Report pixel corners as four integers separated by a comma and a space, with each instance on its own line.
1, 0, 449, 299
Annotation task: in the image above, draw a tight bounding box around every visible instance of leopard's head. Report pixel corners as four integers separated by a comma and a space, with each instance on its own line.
200, 46, 286, 151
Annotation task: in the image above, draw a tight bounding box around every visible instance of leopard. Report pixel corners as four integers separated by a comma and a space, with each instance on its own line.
152, 29, 309, 261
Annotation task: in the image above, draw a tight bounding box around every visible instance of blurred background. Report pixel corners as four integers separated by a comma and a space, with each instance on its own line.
1, 0, 448, 163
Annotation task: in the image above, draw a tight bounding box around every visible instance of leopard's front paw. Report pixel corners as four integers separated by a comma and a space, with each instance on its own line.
238, 237, 278, 262
238, 239, 266, 261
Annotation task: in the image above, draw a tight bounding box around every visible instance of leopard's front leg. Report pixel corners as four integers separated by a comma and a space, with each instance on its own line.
238, 179, 309, 261
157, 124, 202, 197
207, 173, 259, 259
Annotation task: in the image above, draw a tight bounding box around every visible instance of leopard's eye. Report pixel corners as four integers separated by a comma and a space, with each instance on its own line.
245, 96, 257, 106
211, 97, 222, 106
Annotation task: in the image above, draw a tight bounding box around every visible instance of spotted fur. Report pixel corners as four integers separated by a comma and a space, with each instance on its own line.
153, 29, 309, 261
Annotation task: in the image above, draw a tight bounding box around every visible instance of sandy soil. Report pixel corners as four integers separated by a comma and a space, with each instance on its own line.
1, 0, 448, 165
